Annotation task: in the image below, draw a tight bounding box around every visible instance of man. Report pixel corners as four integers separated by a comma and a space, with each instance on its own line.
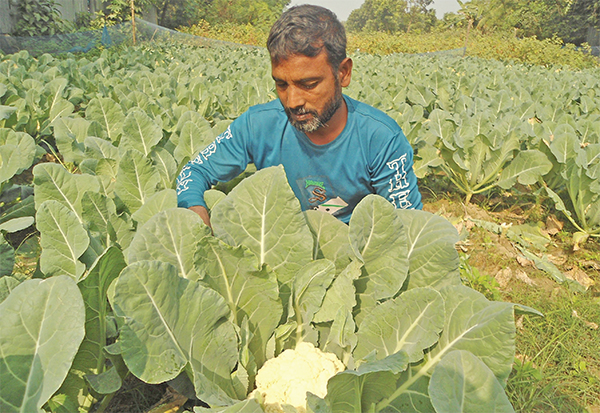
177, 5, 422, 226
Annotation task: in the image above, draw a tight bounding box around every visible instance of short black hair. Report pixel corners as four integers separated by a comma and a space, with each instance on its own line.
267, 5, 347, 70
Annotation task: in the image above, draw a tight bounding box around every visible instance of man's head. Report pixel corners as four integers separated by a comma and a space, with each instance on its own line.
267, 5, 347, 71
268, 5, 351, 135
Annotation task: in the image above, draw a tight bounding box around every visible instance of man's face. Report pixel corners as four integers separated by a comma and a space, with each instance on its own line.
271, 51, 345, 133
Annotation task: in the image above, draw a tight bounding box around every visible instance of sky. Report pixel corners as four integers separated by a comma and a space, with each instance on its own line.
287, 0, 461, 20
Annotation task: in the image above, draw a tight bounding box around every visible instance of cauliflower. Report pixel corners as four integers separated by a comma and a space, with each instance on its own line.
252, 342, 345, 413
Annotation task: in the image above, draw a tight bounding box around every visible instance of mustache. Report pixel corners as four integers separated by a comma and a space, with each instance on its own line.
288, 106, 317, 116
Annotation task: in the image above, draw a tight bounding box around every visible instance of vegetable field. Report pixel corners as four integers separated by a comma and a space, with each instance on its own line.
1, 43, 599, 413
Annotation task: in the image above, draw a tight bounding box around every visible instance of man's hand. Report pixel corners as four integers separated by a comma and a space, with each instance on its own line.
189, 205, 212, 229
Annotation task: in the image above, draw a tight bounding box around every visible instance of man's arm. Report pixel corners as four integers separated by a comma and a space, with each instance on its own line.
177, 114, 252, 218
189, 205, 211, 228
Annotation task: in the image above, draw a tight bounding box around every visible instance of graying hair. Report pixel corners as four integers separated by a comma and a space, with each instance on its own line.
267, 5, 347, 70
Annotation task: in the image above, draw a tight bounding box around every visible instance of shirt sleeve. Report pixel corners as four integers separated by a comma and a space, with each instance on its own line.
369, 129, 423, 210
176, 113, 252, 209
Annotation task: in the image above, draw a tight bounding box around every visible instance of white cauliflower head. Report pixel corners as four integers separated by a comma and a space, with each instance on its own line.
253, 342, 345, 413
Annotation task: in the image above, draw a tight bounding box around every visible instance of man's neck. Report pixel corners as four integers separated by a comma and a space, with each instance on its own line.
305, 99, 348, 145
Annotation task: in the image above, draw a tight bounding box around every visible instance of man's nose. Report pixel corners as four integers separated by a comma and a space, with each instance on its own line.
286, 86, 306, 109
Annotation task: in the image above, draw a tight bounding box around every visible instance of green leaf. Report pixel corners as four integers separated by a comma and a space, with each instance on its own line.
413, 144, 443, 179
130, 189, 177, 226
305, 210, 358, 271
380, 370, 432, 412
354, 287, 444, 363
429, 350, 515, 413
349, 195, 409, 308
108, 213, 135, 250
0, 106, 17, 121
319, 307, 357, 366
398, 209, 461, 290
516, 246, 585, 292
0, 275, 20, 303
85, 367, 122, 395
194, 398, 263, 412
48, 98, 74, 128
544, 185, 573, 219
81, 191, 117, 237
0, 129, 36, 184
128, 208, 210, 280
211, 165, 313, 283
205, 189, 226, 211
114, 149, 161, 213
52, 116, 90, 165
313, 260, 362, 324
546, 124, 580, 164
85, 97, 125, 142
325, 352, 410, 413
0, 216, 34, 233
96, 158, 118, 196
197, 237, 282, 368
57, 247, 126, 406
33, 163, 100, 224
121, 108, 163, 157
109, 261, 242, 405
44, 78, 74, 126
174, 119, 214, 164
84, 136, 119, 161
37, 200, 89, 280
291, 259, 336, 344
497, 150, 552, 189
0, 193, 35, 226
0, 276, 85, 413
151, 147, 178, 190
0, 235, 14, 277
430, 285, 516, 384
407, 84, 435, 108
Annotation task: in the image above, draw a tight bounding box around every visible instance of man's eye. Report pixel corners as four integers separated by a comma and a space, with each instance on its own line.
303, 83, 318, 89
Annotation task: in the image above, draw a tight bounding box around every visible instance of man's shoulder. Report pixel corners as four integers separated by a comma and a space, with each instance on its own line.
346, 95, 401, 135
245, 99, 286, 120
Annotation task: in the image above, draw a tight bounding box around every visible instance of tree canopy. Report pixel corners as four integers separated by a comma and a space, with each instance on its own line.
452, 0, 600, 44
151, 0, 289, 29
345, 0, 599, 45
346, 0, 436, 33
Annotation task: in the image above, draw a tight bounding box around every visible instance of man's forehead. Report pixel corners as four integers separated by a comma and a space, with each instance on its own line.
271, 49, 326, 63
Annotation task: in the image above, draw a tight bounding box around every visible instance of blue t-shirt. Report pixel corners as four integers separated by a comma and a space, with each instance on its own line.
177, 95, 422, 223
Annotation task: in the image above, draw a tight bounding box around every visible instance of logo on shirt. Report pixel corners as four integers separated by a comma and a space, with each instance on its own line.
305, 180, 325, 190
305, 179, 327, 204
302, 177, 347, 216
314, 197, 348, 215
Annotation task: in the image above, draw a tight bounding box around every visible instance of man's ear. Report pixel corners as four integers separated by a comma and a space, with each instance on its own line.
338, 57, 353, 87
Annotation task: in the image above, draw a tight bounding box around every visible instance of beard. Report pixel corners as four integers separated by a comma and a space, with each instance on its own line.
284, 82, 343, 133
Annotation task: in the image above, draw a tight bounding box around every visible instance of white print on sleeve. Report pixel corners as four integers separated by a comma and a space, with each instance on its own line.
387, 154, 409, 192
215, 126, 233, 143
389, 190, 412, 209
176, 165, 192, 195
176, 126, 235, 195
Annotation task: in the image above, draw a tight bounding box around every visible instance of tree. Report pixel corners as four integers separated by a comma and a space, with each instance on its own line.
406, 0, 436, 33
118, 0, 289, 29
456, 0, 599, 44
196, 0, 289, 27
346, 0, 436, 33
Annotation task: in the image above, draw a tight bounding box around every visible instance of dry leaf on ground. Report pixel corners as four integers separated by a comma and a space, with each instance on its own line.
515, 270, 536, 286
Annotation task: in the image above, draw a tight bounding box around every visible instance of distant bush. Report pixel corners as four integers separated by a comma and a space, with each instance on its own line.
178, 23, 598, 69
347, 30, 599, 69
180, 20, 268, 47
